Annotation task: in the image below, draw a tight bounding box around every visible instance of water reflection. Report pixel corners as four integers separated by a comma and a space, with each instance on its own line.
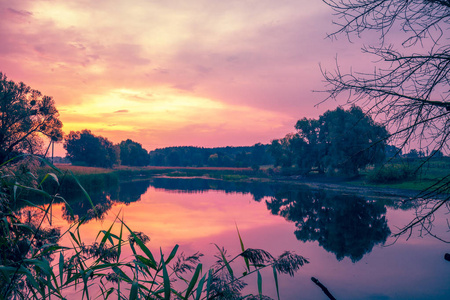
62, 177, 392, 261
150, 177, 275, 202
61, 180, 151, 222
39, 177, 449, 299
266, 189, 391, 262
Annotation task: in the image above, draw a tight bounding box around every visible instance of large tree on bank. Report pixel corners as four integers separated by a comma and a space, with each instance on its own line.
64, 130, 119, 168
269, 106, 388, 175
119, 139, 149, 166
322, 0, 449, 239
0, 73, 63, 162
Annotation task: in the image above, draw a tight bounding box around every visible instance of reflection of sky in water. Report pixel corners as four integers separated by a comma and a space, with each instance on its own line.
49, 180, 450, 300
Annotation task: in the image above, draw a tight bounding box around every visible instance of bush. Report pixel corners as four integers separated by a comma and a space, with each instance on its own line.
367, 164, 416, 183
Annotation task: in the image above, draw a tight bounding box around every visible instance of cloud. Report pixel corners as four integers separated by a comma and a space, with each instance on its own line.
0, 0, 381, 151
7, 8, 32, 17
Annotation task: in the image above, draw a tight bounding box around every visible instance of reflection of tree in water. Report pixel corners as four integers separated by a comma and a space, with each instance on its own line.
119, 180, 151, 204
149, 177, 275, 201
62, 191, 114, 223
266, 188, 391, 262
62, 181, 151, 222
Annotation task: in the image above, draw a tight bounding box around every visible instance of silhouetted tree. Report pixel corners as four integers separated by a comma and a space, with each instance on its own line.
119, 139, 149, 166
268, 135, 297, 168
270, 106, 388, 175
64, 130, 119, 168
0, 73, 63, 162
322, 0, 450, 239
405, 149, 425, 159
385, 144, 402, 158
319, 106, 388, 175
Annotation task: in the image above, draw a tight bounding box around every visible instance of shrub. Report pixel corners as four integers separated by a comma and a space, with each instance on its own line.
367, 164, 416, 184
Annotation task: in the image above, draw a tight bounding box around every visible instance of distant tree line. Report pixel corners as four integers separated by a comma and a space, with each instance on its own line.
62, 131, 274, 168
148, 144, 274, 168
63, 131, 149, 168
1, 72, 446, 171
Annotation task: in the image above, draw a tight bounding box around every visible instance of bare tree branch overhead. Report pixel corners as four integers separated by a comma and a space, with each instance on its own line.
322, 0, 450, 240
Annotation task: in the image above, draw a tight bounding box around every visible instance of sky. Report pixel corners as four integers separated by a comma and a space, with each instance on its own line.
0, 0, 372, 156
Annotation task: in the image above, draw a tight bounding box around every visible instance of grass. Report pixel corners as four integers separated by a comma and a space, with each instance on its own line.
114, 165, 259, 181
36, 157, 449, 193
356, 157, 450, 192
37, 164, 119, 195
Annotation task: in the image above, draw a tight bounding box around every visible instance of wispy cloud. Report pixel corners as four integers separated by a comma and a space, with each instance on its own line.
0, 0, 371, 153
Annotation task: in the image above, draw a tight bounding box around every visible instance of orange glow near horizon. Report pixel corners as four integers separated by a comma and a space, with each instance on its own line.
0, 1, 360, 156
50, 188, 284, 248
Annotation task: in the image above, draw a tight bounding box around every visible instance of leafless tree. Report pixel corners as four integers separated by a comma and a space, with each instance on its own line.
321, 0, 450, 241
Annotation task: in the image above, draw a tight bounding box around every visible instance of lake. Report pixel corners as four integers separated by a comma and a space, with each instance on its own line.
47, 177, 450, 299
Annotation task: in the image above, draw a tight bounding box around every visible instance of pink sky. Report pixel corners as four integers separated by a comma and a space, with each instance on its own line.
0, 0, 372, 156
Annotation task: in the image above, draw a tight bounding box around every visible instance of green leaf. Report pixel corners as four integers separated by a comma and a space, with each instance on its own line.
165, 244, 179, 265
21, 200, 46, 212
34, 155, 64, 175
195, 274, 207, 300
59, 196, 75, 219
117, 218, 124, 263
206, 268, 213, 300
69, 170, 97, 215
135, 255, 157, 270
59, 252, 64, 285
161, 250, 171, 300
184, 263, 202, 299
38, 172, 59, 188
122, 221, 157, 269
129, 279, 138, 300
69, 231, 80, 247
214, 244, 233, 279
273, 265, 280, 300
13, 184, 17, 201
236, 223, 250, 272
112, 266, 132, 283
25, 258, 52, 276
257, 269, 263, 299
15, 184, 52, 199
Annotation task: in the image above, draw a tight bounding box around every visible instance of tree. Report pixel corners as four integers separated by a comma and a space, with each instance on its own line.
318, 106, 388, 175
119, 139, 149, 166
322, 0, 450, 239
0, 73, 63, 162
270, 106, 388, 175
64, 130, 119, 168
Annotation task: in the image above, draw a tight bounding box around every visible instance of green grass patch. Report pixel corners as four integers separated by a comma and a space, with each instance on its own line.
360, 157, 449, 192
37, 165, 119, 195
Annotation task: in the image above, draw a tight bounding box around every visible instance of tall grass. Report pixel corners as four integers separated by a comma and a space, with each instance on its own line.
1, 155, 308, 299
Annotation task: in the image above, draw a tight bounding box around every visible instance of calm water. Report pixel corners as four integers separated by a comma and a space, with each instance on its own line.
49, 178, 450, 300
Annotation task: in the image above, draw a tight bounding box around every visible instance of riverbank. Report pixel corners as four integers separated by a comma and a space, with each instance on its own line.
43, 161, 448, 198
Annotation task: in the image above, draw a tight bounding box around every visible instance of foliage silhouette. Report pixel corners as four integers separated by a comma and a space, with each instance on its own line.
0, 73, 63, 163
322, 0, 450, 240
149, 144, 274, 168
269, 106, 388, 175
119, 139, 149, 166
64, 129, 119, 168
